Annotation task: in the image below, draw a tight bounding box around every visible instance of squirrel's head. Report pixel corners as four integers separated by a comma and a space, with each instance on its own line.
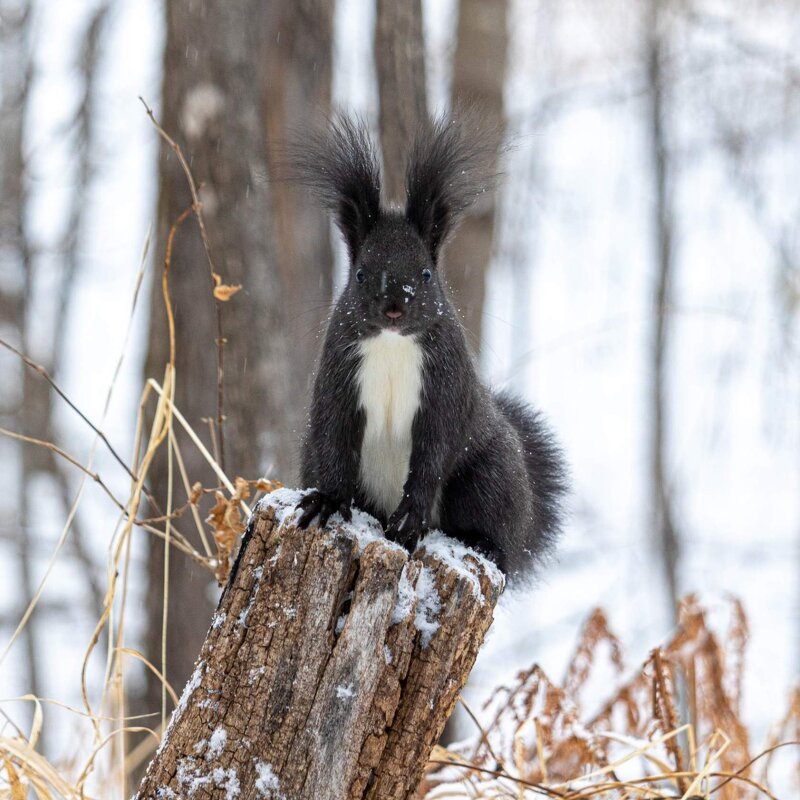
294, 113, 494, 337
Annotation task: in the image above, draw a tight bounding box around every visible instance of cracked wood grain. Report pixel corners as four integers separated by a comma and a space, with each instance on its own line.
135, 498, 502, 800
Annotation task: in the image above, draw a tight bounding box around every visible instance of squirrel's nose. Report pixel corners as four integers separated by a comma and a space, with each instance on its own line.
384, 308, 404, 320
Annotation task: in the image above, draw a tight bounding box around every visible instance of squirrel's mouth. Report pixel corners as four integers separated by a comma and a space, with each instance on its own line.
385, 315, 412, 331
372, 316, 411, 335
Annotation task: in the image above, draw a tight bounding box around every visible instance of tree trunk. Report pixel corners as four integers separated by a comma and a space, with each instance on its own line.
374, 0, 428, 204
263, 0, 335, 484
445, 0, 508, 356
140, 0, 323, 724
134, 491, 503, 800
645, 0, 680, 620
0, 0, 43, 724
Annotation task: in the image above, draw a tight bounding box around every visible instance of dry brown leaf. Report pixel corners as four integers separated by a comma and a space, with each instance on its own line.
206, 490, 246, 584
211, 271, 242, 301
188, 481, 203, 505
204, 476, 261, 584
563, 607, 625, 699
233, 475, 250, 501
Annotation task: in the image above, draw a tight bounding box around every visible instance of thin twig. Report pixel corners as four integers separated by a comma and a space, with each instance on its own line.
49, 451, 105, 618
0, 427, 129, 514
0, 428, 206, 566
0, 335, 163, 515
146, 379, 251, 517
427, 759, 566, 798
140, 96, 227, 473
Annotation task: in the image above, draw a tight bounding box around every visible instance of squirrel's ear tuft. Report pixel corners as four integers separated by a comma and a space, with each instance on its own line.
292, 115, 381, 261
404, 113, 497, 263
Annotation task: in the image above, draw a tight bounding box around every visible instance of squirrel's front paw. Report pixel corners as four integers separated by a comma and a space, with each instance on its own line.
385, 497, 427, 552
296, 490, 352, 529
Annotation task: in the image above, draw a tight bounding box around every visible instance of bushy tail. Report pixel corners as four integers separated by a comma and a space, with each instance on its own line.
494, 391, 568, 558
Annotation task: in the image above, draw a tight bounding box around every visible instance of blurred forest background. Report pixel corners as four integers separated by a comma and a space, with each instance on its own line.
0, 0, 798, 791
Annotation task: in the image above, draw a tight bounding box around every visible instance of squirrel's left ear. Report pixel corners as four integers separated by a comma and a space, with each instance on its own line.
292, 114, 381, 261
404, 114, 497, 263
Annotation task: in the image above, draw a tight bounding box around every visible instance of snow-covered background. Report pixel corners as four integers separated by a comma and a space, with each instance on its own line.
1, 0, 798, 784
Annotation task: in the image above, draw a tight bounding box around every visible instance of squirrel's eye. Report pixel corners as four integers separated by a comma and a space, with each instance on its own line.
355, 268, 366, 284
422, 268, 432, 283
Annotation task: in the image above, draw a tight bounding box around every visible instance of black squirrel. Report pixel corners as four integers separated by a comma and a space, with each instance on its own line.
293, 114, 567, 581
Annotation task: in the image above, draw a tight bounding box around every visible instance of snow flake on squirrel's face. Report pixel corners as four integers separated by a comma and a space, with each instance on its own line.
341, 214, 450, 338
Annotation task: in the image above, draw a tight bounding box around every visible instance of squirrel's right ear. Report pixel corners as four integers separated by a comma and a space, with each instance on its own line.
404, 114, 496, 264
292, 115, 381, 261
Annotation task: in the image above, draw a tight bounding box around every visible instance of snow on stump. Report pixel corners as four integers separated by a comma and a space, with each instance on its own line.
135, 489, 504, 800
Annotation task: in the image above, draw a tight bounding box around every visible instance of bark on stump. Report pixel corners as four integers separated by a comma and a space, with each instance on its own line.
135, 489, 504, 800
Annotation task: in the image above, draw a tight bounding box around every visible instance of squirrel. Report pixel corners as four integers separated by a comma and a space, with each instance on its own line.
292, 114, 567, 582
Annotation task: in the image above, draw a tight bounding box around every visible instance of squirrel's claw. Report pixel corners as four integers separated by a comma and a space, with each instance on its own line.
296, 490, 323, 528
386, 497, 426, 552
296, 490, 352, 529
319, 499, 352, 528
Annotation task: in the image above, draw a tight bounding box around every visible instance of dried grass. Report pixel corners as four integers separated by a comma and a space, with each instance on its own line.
421, 600, 799, 799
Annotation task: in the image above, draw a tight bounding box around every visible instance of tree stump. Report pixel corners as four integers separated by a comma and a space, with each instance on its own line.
135, 489, 504, 800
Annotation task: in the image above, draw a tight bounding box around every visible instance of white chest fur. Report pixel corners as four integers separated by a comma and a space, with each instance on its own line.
357, 330, 424, 517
